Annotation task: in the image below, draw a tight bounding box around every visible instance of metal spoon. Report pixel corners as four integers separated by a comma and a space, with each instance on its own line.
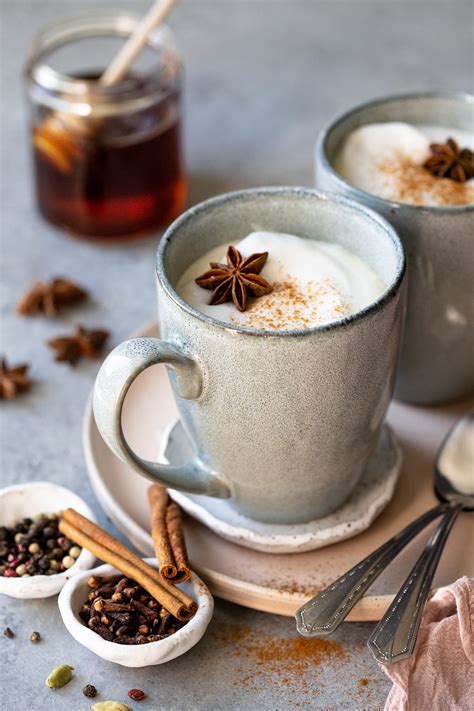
295, 412, 474, 664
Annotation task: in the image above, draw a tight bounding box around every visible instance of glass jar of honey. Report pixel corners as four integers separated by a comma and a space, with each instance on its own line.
25, 11, 185, 239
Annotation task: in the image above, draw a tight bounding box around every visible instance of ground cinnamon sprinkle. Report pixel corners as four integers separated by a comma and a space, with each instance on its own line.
230, 277, 351, 331
261, 578, 327, 596
210, 619, 346, 699
359, 677, 369, 688
377, 154, 474, 206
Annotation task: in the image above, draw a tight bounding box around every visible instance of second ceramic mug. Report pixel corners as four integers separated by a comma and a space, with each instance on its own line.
315, 92, 474, 404
93, 188, 406, 524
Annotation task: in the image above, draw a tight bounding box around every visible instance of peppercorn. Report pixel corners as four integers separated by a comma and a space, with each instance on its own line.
38, 556, 50, 571
83, 684, 98, 698
128, 689, 146, 701
30, 631, 41, 643
62, 555, 75, 569
3, 627, 14, 638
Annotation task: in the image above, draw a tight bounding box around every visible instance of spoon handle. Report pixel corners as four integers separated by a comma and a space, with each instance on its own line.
368, 503, 462, 665
295, 503, 448, 636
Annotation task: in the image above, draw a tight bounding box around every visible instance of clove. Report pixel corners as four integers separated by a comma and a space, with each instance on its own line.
93, 598, 133, 613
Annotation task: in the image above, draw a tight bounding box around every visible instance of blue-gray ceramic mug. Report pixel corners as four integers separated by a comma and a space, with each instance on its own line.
315, 92, 474, 405
93, 188, 406, 524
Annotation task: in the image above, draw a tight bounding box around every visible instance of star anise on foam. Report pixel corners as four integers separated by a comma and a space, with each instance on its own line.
424, 138, 474, 183
47, 326, 109, 366
0, 358, 31, 399
195, 246, 273, 312
17, 277, 87, 317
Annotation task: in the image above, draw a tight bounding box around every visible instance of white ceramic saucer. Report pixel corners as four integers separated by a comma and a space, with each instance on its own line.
83, 322, 474, 620
162, 420, 402, 553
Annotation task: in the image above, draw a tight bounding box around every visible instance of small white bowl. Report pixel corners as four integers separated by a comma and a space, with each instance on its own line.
0, 482, 96, 598
58, 559, 214, 667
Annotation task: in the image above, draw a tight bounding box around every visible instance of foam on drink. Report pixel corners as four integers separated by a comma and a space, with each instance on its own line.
334, 122, 474, 207
177, 231, 385, 331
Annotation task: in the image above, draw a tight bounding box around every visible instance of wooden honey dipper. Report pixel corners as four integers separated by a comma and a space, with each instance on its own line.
34, 0, 177, 173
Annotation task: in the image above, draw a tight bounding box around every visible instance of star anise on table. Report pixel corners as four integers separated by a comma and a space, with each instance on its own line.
17, 277, 87, 316
423, 138, 474, 183
0, 358, 31, 399
47, 326, 109, 366
195, 245, 273, 312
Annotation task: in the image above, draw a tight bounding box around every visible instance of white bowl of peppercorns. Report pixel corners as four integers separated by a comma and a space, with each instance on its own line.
0, 482, 96, 598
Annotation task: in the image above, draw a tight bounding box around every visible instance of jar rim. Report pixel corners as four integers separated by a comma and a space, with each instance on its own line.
25, 9, 181, 104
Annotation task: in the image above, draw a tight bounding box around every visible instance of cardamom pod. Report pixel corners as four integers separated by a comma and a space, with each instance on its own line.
90, 702, 131, 711
45, 664, 74, 689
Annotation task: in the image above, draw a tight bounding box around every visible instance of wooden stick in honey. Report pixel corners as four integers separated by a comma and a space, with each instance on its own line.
61, 508, 196, 612
148, 485, 177, 579
166, 501, 191, 583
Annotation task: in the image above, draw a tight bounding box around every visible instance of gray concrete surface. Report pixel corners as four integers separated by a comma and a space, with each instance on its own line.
1, 1, 472, 708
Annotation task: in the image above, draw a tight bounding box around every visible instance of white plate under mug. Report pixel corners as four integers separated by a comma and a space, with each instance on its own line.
161, 419, 402, 553
83, 322, 474, 620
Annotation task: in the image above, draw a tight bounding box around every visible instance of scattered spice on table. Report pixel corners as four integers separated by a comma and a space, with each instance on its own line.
80, 574, 187, 644
45, 663, 74, 689
47, 325, 109, 366
59, 508, 197, 621
3, 627, 15, 638
17, 277, 87, 317
0, 513, 82, 577
91, 702, 131, 711
127, 688, 146, 700
359, 677, 369, 688
29, 631, 41, 643
148, 485, 191, 583
210, 619, 346, 701
0, 358, 31, 399
83, 684, 98, 698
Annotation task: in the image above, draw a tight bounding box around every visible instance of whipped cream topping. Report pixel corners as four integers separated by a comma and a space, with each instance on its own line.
176, 231, 385, 331
335, 122, 474, 207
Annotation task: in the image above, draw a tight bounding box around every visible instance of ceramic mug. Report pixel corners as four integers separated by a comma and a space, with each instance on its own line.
93, 188, 406, 524
315, 91, 474, 405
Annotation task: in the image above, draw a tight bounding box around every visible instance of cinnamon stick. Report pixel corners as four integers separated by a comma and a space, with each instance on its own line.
148, 485, 176, 579
59, 513, 196, 619
166, 501, 191, 583
62, 508, 194, 609
148, 485, 191, 583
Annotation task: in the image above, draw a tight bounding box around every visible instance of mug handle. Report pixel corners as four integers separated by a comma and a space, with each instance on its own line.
93, 337, 230, 498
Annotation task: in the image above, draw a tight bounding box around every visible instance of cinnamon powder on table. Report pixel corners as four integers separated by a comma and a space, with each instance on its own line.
210, 620, 346, 700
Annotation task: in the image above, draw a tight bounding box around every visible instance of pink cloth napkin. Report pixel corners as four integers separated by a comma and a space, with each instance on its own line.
382, 577, 473, 711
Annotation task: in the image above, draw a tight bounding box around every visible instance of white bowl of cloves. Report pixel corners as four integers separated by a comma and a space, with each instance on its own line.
0, 482, 96, 598
58, 559, 214, 667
